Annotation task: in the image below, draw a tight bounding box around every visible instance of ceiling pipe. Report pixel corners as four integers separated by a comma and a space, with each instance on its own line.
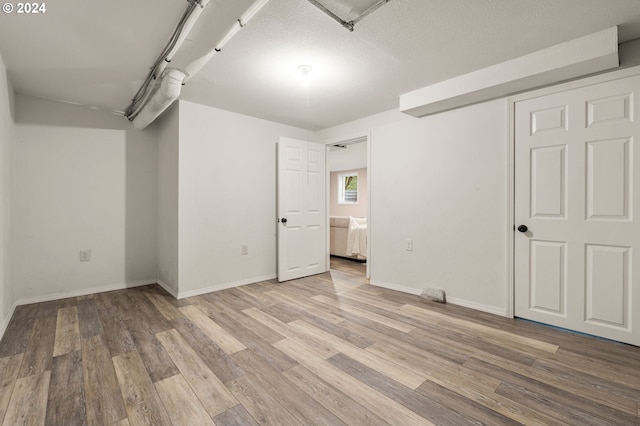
127, 0, 271, 129
132, 69, 185, 130
153, 0, 211, 83
126, 0, 209, 121
184, 0, 270, 82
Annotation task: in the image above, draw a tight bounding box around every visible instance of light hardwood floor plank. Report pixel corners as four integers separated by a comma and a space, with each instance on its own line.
53, 306, 81, 357
416, 377, 520, 426
45, 350, 87, 426
496, 381, 629, 426
366, 341, 502, 394
231, 348, 347, 425
312, 295, 415, 333
77, 299, 103, 339
145, 293, 184, 322
96, 304, 136, 357
243, 307, 339, 359
213, 404, 259, 426
156, 328, 238, 417
226, 375, 303, 426
401, 303, 559, 355
2, 371, 50, 426
0, 354, 23, 423
282, 364, 391, 426
154, 374, 215, 426
207, 310, 297, 372
466, 353, 638, 415
124, 318, 179, 383
112, 351, 172, 425
113, 352, 171, 425
344, 317, 472, 365
171, 316, 245, 383
0, 313, 35, 357
198, 296, 287, 344
179, 305, 246, 354
82, 335, 127, 425
268, 302, 373, 348
409, 323, 537, 366
328, 352, 482, 426
265, 289, 346, 324
465, 356, 638, 425
289, 319, 427, 389
551, 348, 640, 389
18, 316, 56, 378
274, 338, 435, 426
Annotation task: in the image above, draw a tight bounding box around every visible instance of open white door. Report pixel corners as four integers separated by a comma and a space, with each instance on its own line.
515, 74, 640, 346
277, 137, 327, 282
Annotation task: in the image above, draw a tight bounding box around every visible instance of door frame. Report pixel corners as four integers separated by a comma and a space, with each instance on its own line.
321, 131, 372, 279
507, 64, 640, 319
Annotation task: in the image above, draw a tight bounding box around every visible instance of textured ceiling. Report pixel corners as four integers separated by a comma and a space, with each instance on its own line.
329, 141, 367, 172
1, 0, 640, 130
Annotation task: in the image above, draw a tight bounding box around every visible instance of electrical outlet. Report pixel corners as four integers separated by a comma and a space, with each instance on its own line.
241, 244, 248, 255
79, 249, 91, 262
405, 238, 413, 251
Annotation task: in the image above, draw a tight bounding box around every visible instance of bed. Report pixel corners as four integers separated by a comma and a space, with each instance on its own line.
330, 216, 367, 260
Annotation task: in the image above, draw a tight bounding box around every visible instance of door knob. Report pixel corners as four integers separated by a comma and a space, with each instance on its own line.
281, 218, 287, 224
517, 225, 528, 233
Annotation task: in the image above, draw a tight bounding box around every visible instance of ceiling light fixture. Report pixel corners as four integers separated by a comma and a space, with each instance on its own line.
298, 65, 313, 86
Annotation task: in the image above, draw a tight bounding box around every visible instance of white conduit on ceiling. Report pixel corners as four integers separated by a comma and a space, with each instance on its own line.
126, 0, 205, 121
184, 0, 269, 82
129, 0, 271, 130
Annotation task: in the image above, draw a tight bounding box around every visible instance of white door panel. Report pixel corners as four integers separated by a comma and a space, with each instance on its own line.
277, 137, 326, 282
515, 74, 640, 345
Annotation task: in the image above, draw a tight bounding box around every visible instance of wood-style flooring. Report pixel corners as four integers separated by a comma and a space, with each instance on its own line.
1, 256, 639, 425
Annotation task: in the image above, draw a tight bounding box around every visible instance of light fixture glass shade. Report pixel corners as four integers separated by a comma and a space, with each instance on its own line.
297, 65, 313, 86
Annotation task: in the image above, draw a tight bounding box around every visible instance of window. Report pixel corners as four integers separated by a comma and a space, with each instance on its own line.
338, 173, 358, 204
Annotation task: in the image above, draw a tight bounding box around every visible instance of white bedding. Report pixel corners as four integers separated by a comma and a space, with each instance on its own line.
346, 216, 367, 258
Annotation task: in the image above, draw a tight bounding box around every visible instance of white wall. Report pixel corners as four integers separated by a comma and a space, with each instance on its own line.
315, 100, 509, 315
177, 100, 308, 296
156, 103, 179, 295
330, 168, 368, 218
0, 54, 15, 335
14, 95, 158, 302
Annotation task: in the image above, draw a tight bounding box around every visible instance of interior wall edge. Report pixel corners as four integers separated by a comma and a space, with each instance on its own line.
156, 279, 179, 299
0, 51, 16, 344
0, 301, 16, 344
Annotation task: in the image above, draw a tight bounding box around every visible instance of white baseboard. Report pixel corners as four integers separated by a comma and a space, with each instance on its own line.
369, 279, 421, 296
369, 279, 507, 317
177, 274, 277, 299
15, 279, 157, 306
0, 301, 17, 343
445, 296, 507, 317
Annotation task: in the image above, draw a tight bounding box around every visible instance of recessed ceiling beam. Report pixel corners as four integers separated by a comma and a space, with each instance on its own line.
400, 26, 620, 117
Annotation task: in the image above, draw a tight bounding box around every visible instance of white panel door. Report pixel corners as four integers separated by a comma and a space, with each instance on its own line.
277, 137, 327, 282
515, 74, 640, 346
